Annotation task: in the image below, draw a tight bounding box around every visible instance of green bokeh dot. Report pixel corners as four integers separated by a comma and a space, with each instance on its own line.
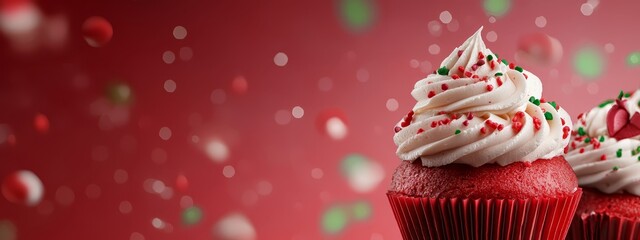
340, 0, 375, 32
322, 205, 349, 234
627, 52, 640, 66
340, 154, 369, 176
106, 81, 133, 106
351, 201, 372, 221
182, 206, 203, 226
484, 0, 511, 17
574, 47, 603, 79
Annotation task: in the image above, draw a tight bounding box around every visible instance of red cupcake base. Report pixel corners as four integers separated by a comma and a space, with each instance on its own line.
387, 189, 582, 240
566, 213, 640, 240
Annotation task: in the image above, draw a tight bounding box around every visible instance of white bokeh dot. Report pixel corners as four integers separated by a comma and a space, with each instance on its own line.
164, 79, 176, 93
311, 168, 324, 179
535, 16, 547, 28
210, 89, 227, 104
604, 43, 615, 53
275, 110, 291, 125
223, 165, 236, 178
291, 106, 304, 119
386, 98, 399, 112
274, 52, 288, 67
119, 201, 133, 214
428, 44, 440, 55
587, 82, 599, 95
256, 181, 273, 196
409, 59, 419, 68
130, 232, 145, 240
159, 127, 172, 140
486, 31, 498, 42
179, 47, 193, 61
581, 3, 594, 16
173, 26, 187, 40
420, 60, 432, 74
356, 68, 369, 82
206, 139, 229, 163
55, 186, 75, 206
85, 184, 101, 199
488, 16, 496, 23
318, 77, 333, 91
162, 51, 175, 64
439, 11, 452, 24
114, 169, 128, 184
180, 196, 194, 208
427, 21, 442, 36
446, 19, 459, 32
242, 190, 258, 206
326, 117, 347, 140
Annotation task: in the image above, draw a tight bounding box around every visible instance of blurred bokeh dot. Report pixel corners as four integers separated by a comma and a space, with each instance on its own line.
339, 0, 375, 32
311, 168, 324, 179
2, 170, 44, 206
409, 59, 419, 68
151, 180, 165, 194
159, 127, 172, 140
274, 52, 288, 67
371, 233, 384, 240
386, 98, 398, 112
486, 31, 498, 42
318, 77, 333, 91
180, 196, 194, 208
420, 60, 433, 74
55, 186, 75, 206
291, 106, 304, 119
162, 50, 175, 64
627, 52, 640, 66
242, 190, 259, 206
223, 165, 235, 178
34, 113, 49, 133
206, 139, 229, 163
604, 43, 615, 53
151, 218, 164, 229
114, 169, 128, 184
130, 232, 145, 240
213, 213, 256, 240
356, 68, 369, 82
428, 44, 440, 55
164, 79, 176, 93
484, 0, 511, 17
37, 200, 54, 215
574, 47, 603, 79
535, 16, 547, 28
106, 82, 133, 106
581, 3, 594, 16
173, 26, 187, 40
275, 109, 292, 125
446, 19, 459, 32
85, 184, 101, 199
439, 11, 452, 24
488, 16, 496, 23
326, 117, 348, 140
256, 181, 273, 196
82, 16, 113, 47
351, 201, 372, 221
341, 154, 385, 193
232, 75, 249, 94
151, 148, 168, 164
427, 20, 442, 36
210, 89, 227, 104
0, 220, 16, 240
182, 206, 203, 225
160, 187, 174, 200
322, 206, 348, 234
587, 82, 599, 95
179, 47, 193, 61
119, 201, 133, 214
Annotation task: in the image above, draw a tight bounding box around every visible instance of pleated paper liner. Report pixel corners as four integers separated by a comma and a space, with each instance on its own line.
566, 212, 640, 240
387, 189, 582, 240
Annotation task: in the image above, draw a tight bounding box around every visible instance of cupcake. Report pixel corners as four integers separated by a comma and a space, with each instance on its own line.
387, 27, 581, 240
565, 90, 640, 240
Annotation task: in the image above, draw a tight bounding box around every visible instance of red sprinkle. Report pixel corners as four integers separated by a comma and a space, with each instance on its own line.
481, 76, 489, 81
478, 52, 484, 59
561, 118, 566, 125
442, 118, 451, 124
486, 85, 494, 91
441, 84, 449, 91
401, 121, 409, 127
472, 75, 479, 79
467, 112, 474, 120
509, 63, 515, 69
577, 113, 584, 120
428, 91, 436, 98
452, 74, 460, 79
458, 66, 465, 73
571, 142, 576, 149
471, 65, 478, 71
496, 77, 503, 86
512, 122, 523, 133
464, 71, 472, 78
480, 127, 487, 134
408, 110, 414, 117
394, 126, 402, 133
451, 113, 459, 119
437, 111, 448, 115
457, 50, 463, 57
593, 141, 600, 149
564, 146, 569, 154
417, 128, 424, 134
600, 155, 607, 161
540, 98, 546, 103
533, 117, 542, 131
476, 60, 485, 66
431, 121, 438, 128
523, 73, 528, 79
579, 148, 585, 153
463, 120, 469, 126
562, 126, 570, 139
497, 124, 504, 131
489, 60, 495, 70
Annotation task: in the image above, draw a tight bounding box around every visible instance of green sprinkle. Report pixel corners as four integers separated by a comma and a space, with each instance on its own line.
437, 66, 449, 75
529, 96, 535, 102
618, 90, 624, 100
616, 149, 623, 158
533, 99, 540, 106
584, 137, 591, 143
548, 101, 557, 109
502, 59, 508, 65
613, 166, 619, 171
455, 129, 461, 135
637, 100, 640, 107
515, 66, 523, 72
598, 99, 614, 108
625, 92, 631, 98
599, 136, 605, 142
487, 55, 494, 61
578, 127, 586, 136
637, 146, 640, 152
544, 112, 553, 120
494, 72, 503, 77
638, 155, 640, 161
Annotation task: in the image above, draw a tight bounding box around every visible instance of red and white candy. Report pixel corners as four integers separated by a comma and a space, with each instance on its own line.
2, 170, 43, 206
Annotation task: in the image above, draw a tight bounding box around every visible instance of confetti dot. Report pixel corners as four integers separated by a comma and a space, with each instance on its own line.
0, 220, 16, 240
55, 186, 75, 206
274, 52, 288, 67
180, 196, 194, 208
318, 77, 333, 91
164, 79, 176, 93
206, 139, 229, 163
114, 169, 128, 184
574, 47, 603, 79
119, 201, 133, 214
210, 89, 227, 104
275, 110, 292, 125
82, 16, 113, 47
486, 31, 498, 42
85, 184, 101, 199
182, 206, 203, 226
151, 148, 168, 164
231, 76, 248, 94
339, 0, 375, 32
439, 11, 452, 24
356, 68, 369, 82
213, 213, 256, 240
627, 52, 640, 66
2, 170, 44, 206
326, 117, 348, 140
484, 0, 511, 17
162, 51, 175, 64
223, 166, 235, 178
322, 205, 348, 234
581, 3, 594, 16
427, 20, 442, 36
292, 106, 304, 119
130, 232, 145, 240
256, 181, 273, 196
428, 44, 440, 55
386, 98, 398, 112
173, 26, 187, 40
409, 59, 419, 68
179, 47, 193, 61
311, 168, 324, 179
34, 113, 49, 133
535, 16, 547, 28
159, 127, 172, 140
341, 154, 385, 193
351, 201, 372, 221
604, 43, 615, 53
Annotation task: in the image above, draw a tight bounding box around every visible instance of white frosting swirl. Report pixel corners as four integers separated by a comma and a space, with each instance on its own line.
565, 90, 640, 196
394, 27, 572, 167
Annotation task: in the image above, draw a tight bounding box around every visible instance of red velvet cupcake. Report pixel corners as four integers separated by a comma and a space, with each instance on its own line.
388, 27, 581, 240
564, 90, 640, 240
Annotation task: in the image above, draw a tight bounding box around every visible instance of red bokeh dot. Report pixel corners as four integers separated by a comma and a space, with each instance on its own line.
231, 75, 248, 94
2, 172, 29, 205
176, 174, 188, 193
82, 16, 113, 47
34, 113, 49, 133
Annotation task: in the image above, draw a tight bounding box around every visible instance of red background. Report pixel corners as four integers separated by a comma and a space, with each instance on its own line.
0, 0, 638, 239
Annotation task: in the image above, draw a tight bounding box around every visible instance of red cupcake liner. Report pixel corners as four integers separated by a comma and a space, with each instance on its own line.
566, 212, 640, 240
387, 189, 582, 240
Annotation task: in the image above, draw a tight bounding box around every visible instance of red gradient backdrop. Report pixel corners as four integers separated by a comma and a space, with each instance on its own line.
0, 0, 639, 239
